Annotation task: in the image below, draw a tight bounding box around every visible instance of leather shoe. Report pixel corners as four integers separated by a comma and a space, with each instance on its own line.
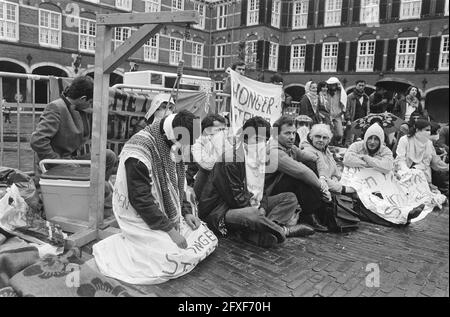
241, 231, 278, 248
304, 214, 329, 232
407, 204, 425, 222
286, 224, 315, 237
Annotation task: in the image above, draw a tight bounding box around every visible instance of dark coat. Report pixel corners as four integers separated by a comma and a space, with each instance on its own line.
298, 95, 323, 124
198, 144, 268, 234
30, 95, 91, 161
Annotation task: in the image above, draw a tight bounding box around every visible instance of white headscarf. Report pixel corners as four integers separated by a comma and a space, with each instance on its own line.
145, 93, 175, 121
326, 77, 348, 109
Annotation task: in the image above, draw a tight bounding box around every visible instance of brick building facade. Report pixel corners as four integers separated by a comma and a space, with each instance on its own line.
0, 0, 448, 119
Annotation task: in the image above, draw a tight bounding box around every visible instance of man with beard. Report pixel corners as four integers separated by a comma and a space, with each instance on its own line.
344, 80, 370, 146
326, 77, 347, 146
198, 116, 314, 248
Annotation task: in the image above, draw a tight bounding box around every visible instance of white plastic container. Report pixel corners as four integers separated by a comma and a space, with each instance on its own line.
39, 160, 91, 227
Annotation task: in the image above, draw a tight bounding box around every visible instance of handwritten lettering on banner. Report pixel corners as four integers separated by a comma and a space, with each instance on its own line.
341, 167, 443, 224
230, 70, 283, 133
162, 227, 217, 276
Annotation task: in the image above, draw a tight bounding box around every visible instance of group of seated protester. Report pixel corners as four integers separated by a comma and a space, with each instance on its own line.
91, 110, 447, 285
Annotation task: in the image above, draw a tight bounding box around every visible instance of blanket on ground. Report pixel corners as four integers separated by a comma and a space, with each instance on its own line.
9, 249, 147, 297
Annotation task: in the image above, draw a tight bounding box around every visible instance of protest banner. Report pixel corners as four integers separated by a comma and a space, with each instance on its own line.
340, 167, 446, 224
230, 70, 283, 133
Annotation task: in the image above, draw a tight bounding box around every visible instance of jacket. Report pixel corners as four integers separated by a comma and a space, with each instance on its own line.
301, 141, 343, 193
198, 144, 268, 234
343, 124, 394, 174
345, 92, 369, 122
299, 95, 321, 124
30, 96, 91, 161
393, 97, 424, 120
265, 139, 322, 195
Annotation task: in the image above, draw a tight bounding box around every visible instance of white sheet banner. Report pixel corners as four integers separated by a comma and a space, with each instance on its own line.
340, 167, 446, 224
230, 70, 283, 133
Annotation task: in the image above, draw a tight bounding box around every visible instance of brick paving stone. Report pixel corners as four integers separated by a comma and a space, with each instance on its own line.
287, 271, 310, 290
386, 288, 406, 297
419, 284, 437, 297
330, 287, 348, 297
342, 277, 361, 292
360, 286, 379, 297
344, 283, 366, 297
319, 282, 341, 297
405, 284, 424, 297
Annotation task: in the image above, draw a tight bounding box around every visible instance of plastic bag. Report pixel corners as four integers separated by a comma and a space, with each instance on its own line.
0, 184, 29, 231
0, 167, 42, 214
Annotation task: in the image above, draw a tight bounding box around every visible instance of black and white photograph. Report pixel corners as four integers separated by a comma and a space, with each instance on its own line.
0, 0, 448, 301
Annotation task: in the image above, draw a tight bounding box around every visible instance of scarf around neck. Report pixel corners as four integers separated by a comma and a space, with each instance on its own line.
121, 120, 186, 225
407, 134, 430, 165
406, 94, 419, 109
306, 92, 319, 112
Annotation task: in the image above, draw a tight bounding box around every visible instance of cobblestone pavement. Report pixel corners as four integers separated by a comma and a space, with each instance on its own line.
124, 208, 449, 297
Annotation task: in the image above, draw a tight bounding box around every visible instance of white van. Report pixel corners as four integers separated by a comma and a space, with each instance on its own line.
123, 70, 212, 94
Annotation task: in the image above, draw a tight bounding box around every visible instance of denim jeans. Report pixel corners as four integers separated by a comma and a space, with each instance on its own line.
224, 192, 298, 243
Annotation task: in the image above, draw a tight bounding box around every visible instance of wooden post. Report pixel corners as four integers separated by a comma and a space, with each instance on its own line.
81, 11, 200, 247
89, 24, 112, 230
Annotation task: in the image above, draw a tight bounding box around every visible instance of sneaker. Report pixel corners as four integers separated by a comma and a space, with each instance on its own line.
241, 231, 278, 248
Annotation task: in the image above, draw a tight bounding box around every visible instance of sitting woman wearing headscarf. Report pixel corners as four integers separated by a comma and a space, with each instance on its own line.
395, 119, 449, 185
302, 124, 356, 195
299, 81, 323, 124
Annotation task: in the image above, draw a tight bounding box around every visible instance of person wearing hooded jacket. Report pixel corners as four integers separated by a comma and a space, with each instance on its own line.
325, 77, 347, 146
343, 123, 394, 174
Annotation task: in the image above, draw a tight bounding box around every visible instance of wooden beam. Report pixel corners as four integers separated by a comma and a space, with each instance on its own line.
89, 24, 113, 231
65, 229, 98, 249
104, 24, 162, 74
96, 11, 200, 26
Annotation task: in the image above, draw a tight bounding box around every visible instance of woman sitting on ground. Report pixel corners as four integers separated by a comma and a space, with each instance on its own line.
395, 119, 449, 187
301, 124, 355, 195
343, 123, 394, 174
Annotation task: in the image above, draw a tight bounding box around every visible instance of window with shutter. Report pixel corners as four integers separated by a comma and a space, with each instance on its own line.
325, 0, 343, 26
291, 44, 306, 72
322, 42, 339, 71
395, 37, 417, 71
79, 18, 96, 53
0, 0, 18, 42
144, 35, 159, 63
247, 0, 260, 26
191, 43, 203, 69
215, 44, 227, 70
272, 0, 281, 28
269, 42, 279, 71
439, 35, 449, 71
169, 38, 183, 65
39, 9, 62, 48
113, 27, 131, 50
293, 0, 309, 29
400, 0, 422, 19
357, 40, 376, 71
217, 5, 228, 30
361, 0, 380, 24
245, 40, 258, 65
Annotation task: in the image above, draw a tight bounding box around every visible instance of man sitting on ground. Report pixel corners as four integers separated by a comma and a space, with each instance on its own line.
265, 115, 332, 232
198, 116, 314, 248
191, 114, 232, 199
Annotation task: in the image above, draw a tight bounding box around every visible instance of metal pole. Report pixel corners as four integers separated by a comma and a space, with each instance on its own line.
32, 78, 37, 173
16, 78, 21, 169
0, 78, 3, 166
